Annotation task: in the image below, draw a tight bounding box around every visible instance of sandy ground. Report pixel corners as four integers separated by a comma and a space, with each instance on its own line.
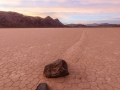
0, 28, 120, 90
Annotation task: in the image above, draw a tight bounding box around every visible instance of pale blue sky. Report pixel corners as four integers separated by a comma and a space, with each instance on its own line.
0, 0, 120, 24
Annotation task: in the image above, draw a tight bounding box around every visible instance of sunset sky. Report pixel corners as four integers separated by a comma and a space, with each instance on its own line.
0, 0, 120, 24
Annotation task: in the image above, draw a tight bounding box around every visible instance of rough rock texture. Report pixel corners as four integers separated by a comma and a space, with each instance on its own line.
0, 11, 66, 28
36, 83, 49, 90
43, 59, 69, 78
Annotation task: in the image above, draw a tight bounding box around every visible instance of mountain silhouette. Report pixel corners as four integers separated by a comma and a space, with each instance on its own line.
0, 11, 65, 28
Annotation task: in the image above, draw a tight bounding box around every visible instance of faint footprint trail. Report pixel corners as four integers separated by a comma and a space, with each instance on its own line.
61, 30, 88, 63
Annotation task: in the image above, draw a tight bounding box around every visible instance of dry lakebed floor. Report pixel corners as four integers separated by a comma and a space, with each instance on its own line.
0, 28, 120, 90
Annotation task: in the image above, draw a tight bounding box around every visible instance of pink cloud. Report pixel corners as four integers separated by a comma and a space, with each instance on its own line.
80, 0, 120, 4
0, 0, 21, 5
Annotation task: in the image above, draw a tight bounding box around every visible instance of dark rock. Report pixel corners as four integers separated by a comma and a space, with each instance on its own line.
43, 59, 69, 78
36, 83, 49, 90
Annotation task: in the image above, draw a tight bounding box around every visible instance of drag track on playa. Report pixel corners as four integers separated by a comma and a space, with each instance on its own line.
0, 28, 120, 90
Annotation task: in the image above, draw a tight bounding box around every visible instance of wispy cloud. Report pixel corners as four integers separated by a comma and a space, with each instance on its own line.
1, 6, 120, 14
0, 0, 21, 5
79, 0, 120, 4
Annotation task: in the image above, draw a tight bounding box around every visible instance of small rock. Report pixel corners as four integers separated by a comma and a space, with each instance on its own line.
36, 83, 49, 90
43, 59, 69, 78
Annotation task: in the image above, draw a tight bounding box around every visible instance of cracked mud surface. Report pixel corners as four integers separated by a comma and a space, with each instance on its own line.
0, 28, 120, 90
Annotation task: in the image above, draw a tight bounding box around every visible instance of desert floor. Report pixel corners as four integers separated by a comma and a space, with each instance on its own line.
0, 28, 120, 90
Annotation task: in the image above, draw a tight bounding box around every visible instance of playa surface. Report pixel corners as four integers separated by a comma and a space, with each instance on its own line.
0, 28, 120, 90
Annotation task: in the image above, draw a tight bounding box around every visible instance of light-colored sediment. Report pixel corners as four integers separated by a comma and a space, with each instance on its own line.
0, 28, 120, 90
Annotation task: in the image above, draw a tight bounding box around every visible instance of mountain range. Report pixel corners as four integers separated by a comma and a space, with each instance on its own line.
67, 23, 120, 27
86, 23, 120, 27
0, 11, 120, 28
0, 11, 65, 28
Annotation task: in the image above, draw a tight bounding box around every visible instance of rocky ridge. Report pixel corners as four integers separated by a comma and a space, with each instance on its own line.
0, 11, 65, 28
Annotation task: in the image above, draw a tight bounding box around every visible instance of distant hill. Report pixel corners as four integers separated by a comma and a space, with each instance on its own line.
86, 23, 120, 27
66, 24, 86, 27
67, 23, 120, 27
0, 11, 66, 28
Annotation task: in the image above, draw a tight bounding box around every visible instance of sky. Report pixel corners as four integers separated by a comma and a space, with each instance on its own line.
0, 0, 120, 24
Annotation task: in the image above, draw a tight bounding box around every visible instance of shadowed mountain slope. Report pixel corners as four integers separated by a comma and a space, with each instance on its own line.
0, 11, 65, 28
